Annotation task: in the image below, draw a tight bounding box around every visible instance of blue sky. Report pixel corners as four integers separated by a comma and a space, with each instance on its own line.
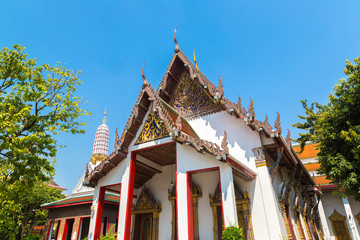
1, 1, 360, 194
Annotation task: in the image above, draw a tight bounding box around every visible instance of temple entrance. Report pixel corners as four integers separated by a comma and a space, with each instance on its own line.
131, 187, 161, 240
209, 182, 254, 240
133, 213, 153, 240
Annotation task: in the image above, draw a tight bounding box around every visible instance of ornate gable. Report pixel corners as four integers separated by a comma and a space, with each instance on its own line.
135, 110, 170, 145
169, 70, 220, 119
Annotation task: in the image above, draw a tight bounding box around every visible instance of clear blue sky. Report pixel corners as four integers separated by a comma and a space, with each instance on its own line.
1, 1, 360, 194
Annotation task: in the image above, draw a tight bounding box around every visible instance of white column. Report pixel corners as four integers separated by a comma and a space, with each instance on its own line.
342, 196, 360, 240
117, 157, 131, 240
317, 198, 331, 240
253, 147, 284, 240
88, 186, 100, 240
176, 170, 190, 239
219, 164, 238, 227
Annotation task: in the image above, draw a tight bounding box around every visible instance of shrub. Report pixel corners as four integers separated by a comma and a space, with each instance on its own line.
22, 234, 41, 240
222, 226, 243, 240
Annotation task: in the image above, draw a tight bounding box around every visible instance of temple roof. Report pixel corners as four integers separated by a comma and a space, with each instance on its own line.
84, 34, 315, 186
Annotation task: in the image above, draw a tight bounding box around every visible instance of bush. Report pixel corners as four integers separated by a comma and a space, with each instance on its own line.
22, 234, 41, 240
222, 226, 243, 240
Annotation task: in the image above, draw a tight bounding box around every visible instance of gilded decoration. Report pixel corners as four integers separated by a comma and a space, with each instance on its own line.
169, 71, 217, 118
209, 183, 254, 240
168, 183, 202, 240
131, 187, 161, 240
329, 210, 351, 240
135, 110, 170, 145
90, 153, 107, 165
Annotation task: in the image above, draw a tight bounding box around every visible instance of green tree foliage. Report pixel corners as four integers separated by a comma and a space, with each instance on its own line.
0, 179, 66, 240
0, 44, 89, 184
222, 226, 243, 240
293, 57, 360, 200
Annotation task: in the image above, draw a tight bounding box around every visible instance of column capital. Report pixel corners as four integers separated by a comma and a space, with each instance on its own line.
252, 147, 266, 167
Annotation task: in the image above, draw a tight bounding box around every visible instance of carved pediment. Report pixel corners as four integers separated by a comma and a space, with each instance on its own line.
169, 71, 221, 119
329, 210, 346, 222
135, 110, 170, 145
134, 187, 161, 213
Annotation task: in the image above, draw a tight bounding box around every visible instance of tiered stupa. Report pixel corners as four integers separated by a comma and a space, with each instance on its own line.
90, 109, 109, 165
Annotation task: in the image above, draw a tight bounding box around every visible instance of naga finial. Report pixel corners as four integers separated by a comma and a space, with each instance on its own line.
114, 128, 119, 150
285, 129, 291, 146
274, 112, 282, 134
193, 50, 198, 69
103, 108, 107, 124
142, 63, 148, 86
265, 114, 268, 124
248, 98, 255, 118
221, 130, 229, 155
217, 75, 224, 97
174, 28, 180, 53
175, 110, 183, 132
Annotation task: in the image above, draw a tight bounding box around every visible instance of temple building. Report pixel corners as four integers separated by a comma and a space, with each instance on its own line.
294, 143, 360, 240
43, 31, 327, 240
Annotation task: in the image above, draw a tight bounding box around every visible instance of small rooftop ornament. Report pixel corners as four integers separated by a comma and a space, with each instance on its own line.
103, 108, 107, 124
193, 50, 198, 69
174, 28, 180, 53
248, 98, 255, 119
142, 63, 148, 86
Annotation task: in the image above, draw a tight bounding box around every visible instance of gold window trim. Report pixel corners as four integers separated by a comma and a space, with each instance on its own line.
131, 187, 162, 240
168, 183, 202, 240
329, 210, 351, 240
209, 183, 254, 240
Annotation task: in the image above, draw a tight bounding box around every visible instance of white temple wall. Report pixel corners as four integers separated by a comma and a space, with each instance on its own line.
192, 170, 219, 240
321, 192, 348, 238
188, 111, 262, 173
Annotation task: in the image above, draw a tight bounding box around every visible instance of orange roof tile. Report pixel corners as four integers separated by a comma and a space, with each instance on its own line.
313, 176, 332, 186
304, 162, 320, 172
293, 143, 319, 159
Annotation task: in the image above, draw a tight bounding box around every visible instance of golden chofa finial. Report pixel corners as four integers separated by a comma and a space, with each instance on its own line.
142, 63, 148, 86
174, 28, 180, 53
193, 50, 198, 69
103, 108, 107, 124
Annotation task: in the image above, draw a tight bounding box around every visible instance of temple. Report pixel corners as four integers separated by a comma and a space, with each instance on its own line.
41, 31, 347, 240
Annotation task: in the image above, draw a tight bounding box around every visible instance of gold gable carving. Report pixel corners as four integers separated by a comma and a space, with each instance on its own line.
135, 111, 170, 145
329, 209, 346, 221
169, 71, 217, 118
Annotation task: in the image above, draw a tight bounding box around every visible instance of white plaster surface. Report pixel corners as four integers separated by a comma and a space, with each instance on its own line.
188, 111, 262, 173
192, 170, 219, 240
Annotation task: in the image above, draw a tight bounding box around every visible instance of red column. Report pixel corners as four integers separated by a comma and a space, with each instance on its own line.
187, 173, 194, 239
94, 187, 105, 240
123, 152, 136, 240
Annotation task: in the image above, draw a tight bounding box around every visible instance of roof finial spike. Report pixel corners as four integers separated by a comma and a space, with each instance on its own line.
103, 108, 107, 124
174, 28, 180, 53
217, 75, 224, 97
274, 112, 282, 134
248, 98, 255, 118
142, 63, 148, 86
285, 129, 292, 146
193, 50, 198, 69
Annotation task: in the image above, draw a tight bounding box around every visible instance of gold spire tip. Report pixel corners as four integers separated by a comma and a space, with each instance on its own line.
103, 108, 107, 124
193, 50, 198, 68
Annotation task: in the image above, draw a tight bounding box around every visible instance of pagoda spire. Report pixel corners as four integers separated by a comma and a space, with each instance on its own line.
90, 109, 109, 165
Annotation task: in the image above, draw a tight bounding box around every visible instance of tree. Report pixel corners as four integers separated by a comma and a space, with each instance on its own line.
0, 179, 66, 240
0, 45, 90, 239
293, 57, 360, 200
0, 45, 89, 184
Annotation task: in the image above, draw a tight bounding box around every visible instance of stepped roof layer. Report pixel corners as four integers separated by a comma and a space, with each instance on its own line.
84, 34, 315, 187
293, 143, 319, 159
42, 193, 119, 209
